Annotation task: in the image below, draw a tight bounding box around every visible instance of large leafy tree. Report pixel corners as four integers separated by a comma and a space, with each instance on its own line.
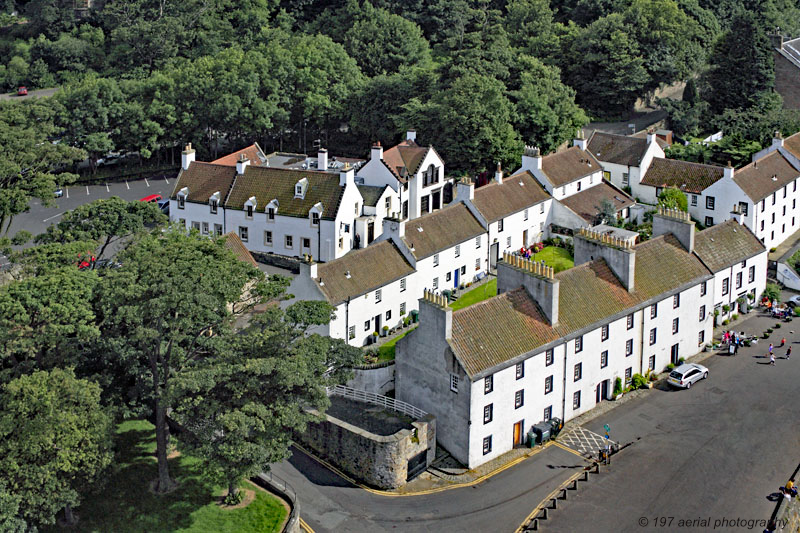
174, 303, 362, 503
94, 229, 278, 493
0, 368, 113, 528
36, 196, 166, 259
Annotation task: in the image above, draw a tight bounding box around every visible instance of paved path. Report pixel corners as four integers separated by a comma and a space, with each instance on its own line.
0, 87, 58, 101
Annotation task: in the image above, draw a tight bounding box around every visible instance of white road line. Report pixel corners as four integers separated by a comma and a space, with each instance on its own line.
43, 212, 64, 222
145, 178, 150, 187
106, 183, 110, 192
125, 180, 130, 190
86, 185, 90, 195
65, 188, 69, 199
164, 176, 170, 184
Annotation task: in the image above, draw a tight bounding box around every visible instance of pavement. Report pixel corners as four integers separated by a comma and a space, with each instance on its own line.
0, 87, 58, 101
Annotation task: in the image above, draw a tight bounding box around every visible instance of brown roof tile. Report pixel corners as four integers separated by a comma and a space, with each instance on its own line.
383, 140, 429, 182
449, 234, 711, 377
170, 162, 237, 203
783, 131, 800, 159
693, 220, 765, 272
211, 143, 267, 166
402, 203, 485, 260
225, 166, 345, 220
541, 146, 601, 187
559, 181, 634, 223
640, 158, 725, 193
315, 241, 414, 305
587, 132, 650, 166
222, 232, 258, 268
471, 171, 551, 222
733, 150, 800, 202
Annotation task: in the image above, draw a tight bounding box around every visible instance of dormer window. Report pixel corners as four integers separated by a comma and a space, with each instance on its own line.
244, 196, 256, 220
312, 212, 319, 225
246, 205, 253, 218
210, 199, 218, 214
209, 191, 220, 215
294, 178, 308, 199
268, 208, 275, 220
309, 202, 323, 226
177, 187, 188, 209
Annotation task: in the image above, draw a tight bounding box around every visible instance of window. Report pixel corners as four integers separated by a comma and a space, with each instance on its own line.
602, 324, 609, 341
601, 350, 608, 368
434, 253, 440, 267
761, 220, 765, 232
484, 404, 493, 424
577, 181, 582, 191
736, 272, 742, 289
311, 212, 319, 226
268, 207, 275, 220
761, 199, 765, 212
338, 237, 343, 248
515, 389, 524, 409
355, 202, 359, 216
741, 260, 746, 268
700, 281, 707, 296
400, 278, 407, 292
784, 206, 788, 217
625, 367, 632, 384
285, 235, 293, 248
433, 277, 439, 290
574, 362, 582, 382
302, 237, 311, 249
772, 213, 776, 224
575, 336, 583, 353
484, 375, 493, 394
191, 221, 200, 231
201, 222, 209, 235
544, 406, 552, 421
706, 196, 715, 210
785, 185, 788, 198
649, 355, 655, 370
573, 391, 581, 410
524, 209, 529, 221
385, 196, 391, 211
375, 289, 382, 303
400, 302, 406, 315
498, 219, 504, 232
691, 195, 697, 206
516, 362, 524, 380
673, 294, 680, 308
705, 216, 714, 227
545, 375, 553, 394
622, 173, 629, 186
650, 303, 657, 319
214, 224, 223, 236
722, 278, 729, 296
545, 349, 554, 366
461, 265, 466, 275
348, 325, 355, 339
450, 374, 459, 393
246, 205, 254, 219
364, 320, 370, 331
773, 192, 777, 205
699, 305, 706, 321
626, 339, 633, 356
210, 199, 218, 214
239, 226, 248, 242
264, 231, 273, 245
507, 236, 512, 248
699, 330, 705, 345
178, 218, 186, 227
540, 203, 545, 214
476, 236, 481, 249
739, 202, 748, 217
475, 258, 481, 271
627, 314, 634, 329
649, 328, 657, 345
483, 436, 492, 455
455, 244, 460, 257
561, 187, 566, 195
385, 310, 391, 321
672, 317, 679, 334
749, 265, 755, 283
178, 196, 185, 209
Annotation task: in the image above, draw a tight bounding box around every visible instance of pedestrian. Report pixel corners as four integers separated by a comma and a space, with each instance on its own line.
787, 346, 792, 360
770, 353, 776, 365
781, 337, 786, 347
769, 343, 774, 355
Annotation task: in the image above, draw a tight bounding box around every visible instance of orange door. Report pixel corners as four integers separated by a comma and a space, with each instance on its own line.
513, 421, 522, 446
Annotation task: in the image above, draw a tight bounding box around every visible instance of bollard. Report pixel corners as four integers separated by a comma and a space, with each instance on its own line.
551, 497, 558, 509
531, 518, 539, 531
570, 479, 578, 490
540, 507, 548, 520
561, 488, 568, 500
582, 471, 589, 481
593, 463, 600, 474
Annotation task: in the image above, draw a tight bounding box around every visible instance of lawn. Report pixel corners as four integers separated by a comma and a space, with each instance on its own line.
450, 278, 497, 310
530, 246, 574, 272
48, 420, 287, 533
377, 327, 416, 361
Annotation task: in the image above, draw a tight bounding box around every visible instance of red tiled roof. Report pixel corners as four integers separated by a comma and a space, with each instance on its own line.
222, 232, 258, 268
383, 140, 430, 182
211, 143, 266, 166
784, 131, 800, 159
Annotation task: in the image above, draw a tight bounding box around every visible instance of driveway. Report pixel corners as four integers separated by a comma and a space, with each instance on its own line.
0, 87, 58, 101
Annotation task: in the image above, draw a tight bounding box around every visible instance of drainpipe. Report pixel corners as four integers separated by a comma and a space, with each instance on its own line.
345, 296, 350, 345
317, 218, 322, 261
639, 308, 645, 376
561, 342, 568, 420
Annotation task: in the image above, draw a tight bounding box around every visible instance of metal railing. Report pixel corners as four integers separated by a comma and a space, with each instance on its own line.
326, 384, 427, 420
254, 471, 299, 533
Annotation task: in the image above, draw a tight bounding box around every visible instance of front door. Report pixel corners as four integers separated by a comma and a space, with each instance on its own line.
454, 268, 459, 288
513, 421, 523, 447
374, 314, 381, 334
432, 190, 441, 210
490, 243, 499, 271
671, 343, 680, 365
523, 229, 528, 248
367, 221, 375, 244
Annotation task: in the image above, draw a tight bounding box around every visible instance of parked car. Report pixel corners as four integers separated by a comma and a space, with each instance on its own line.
94, 259, 122, 269
54, 188, 64, 198
785, 295, 800, 308
139, 194, 162, 203
17, 86, 27, 96
667, 363, 708, 389
157, 200, 169, 214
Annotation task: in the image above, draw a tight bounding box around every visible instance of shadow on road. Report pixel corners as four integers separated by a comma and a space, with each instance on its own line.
287, 446, 354, 489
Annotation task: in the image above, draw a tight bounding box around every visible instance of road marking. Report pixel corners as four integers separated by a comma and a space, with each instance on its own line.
105, 182, 109, 192
164, 176, 170, 184
65, 188, 69, 199
299, 518, 314, 532
145, 178, 150, 187
86, 185, 90, 195
43, 212, 64, 222
558, 427, 616, 457
514, 468, 587, 533
125, 180, 130, 190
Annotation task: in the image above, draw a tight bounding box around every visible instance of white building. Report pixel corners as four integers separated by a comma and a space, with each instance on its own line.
395, 209, 766, 468
586, 131, 665, 199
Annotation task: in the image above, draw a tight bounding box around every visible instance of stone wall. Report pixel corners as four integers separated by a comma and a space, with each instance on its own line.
777, 495, 800, 532
298, 409, 436, 489
251, 251, 301, 273
775, 52, 800, 110
347, 362, 396, 395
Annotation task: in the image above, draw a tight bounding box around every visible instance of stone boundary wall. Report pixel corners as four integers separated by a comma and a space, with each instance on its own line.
251, 251, 301, 273
347, 362, 395, 395
298, 409, 436, 489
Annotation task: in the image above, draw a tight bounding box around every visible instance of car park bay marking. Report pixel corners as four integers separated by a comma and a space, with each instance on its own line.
65, 188, 69, 199
105, 182, 109, 192
86, 185, 90, 195
125, 180, 130, 190
43, 212, 65, 222
145, 178, 150, 187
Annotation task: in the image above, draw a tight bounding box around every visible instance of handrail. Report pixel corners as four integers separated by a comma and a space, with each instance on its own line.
326, 384, 427, 420
254, 471, 299, 533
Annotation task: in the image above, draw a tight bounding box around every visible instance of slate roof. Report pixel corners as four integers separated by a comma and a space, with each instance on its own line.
225, 166, 344, 220
402, 203, 485, 260
784, 131, 800, 159
559, 181, 634, 223
357, 185, 387, 207
314, 241, 414, 305
170, 162, 237, 203
222, 232, 258, 268
449, 234, 712, 377
693, 220, 766, 272
541, 146, 601, 187
640, 158, 725, 193
587, 132, 650, 166
471, 171, 551, 222
732, 150, 800, 202
383, 140, 430, 182
211, 143, 267, 166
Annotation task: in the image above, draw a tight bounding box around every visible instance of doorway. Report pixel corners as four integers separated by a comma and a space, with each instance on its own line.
513, 421, 523, 447
670, 343, 679, 365
432, 190, 441, 210
596, 380, 609, 404
454, 268, 459, 288
490, 242, 499, 271
374, 314, 381, 334
367, 221, 374, 244
522, 229, 528, 248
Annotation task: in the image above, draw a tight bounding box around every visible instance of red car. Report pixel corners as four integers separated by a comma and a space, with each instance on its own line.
139, 194, 162, 203
17, 86, 27, 96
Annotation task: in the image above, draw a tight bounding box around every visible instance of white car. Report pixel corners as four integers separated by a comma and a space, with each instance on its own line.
785, 295, 800, 308
667, 363, 708, 389
54, 188, 64, 198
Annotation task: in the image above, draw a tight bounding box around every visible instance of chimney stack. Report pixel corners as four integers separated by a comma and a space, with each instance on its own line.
497, 252, 560, 326
573, 130, 588, 151
646, 129, 656, 145
724, 161, 734, 180
371, 141, 383, 161
181, 143, 196, 171
406, 129, 417, 142
236, 153, 250, 175
419, 288, 452, 340
318, 148, 328, 171
521, 146, 542, 172
339, 163, 355, 187
772, 131, 784, 149
574, 228, 636, 291
494, 162, 503, 184
652, 206, 695, 253
456, 177, 475, 202
381, 213, 406, 239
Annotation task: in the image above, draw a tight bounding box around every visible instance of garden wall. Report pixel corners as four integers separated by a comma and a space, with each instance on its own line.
347, 362, 395, 396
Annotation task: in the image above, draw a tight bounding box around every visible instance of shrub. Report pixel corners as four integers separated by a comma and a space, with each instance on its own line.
747, 292, 755, 300
770, 247, 777, 253
795, 307, 800, 317
775, 323, 781, 329
631, 373, 647, 389
666, 363, 675, 371
650, 372, 658, 381
678, 357, 685, 364
762, 283, 781, 303
744, 340, 751, 347
767, 328, 774, 333
722, 319, 729, 325
763, 332, 770, 339
731, 314, 739, 321
722, 304, 731, 314
613, 377, 623, 396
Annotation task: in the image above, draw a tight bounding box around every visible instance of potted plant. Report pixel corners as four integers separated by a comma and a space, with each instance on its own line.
612, 377, 623, 400
722, 304, 731, 314
381, 325, 389, 337
372, 331, 379, 342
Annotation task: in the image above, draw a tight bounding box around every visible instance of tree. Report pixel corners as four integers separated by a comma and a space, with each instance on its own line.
658, 186, 689, 211
174, 303, 362, 503
94, 229, 276, 493
0, 368, 113, 528
0, 100, 84, 233
597, 198, 620, 226
7, 239, 100, 277
36, 196, 166, 259
506, 0, 563, 63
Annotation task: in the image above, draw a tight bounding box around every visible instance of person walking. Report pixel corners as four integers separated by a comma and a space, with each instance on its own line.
786, 346, 792, 360
769, 343, 774, 355
770, 353, 776, 365
781, 337, 786, 347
